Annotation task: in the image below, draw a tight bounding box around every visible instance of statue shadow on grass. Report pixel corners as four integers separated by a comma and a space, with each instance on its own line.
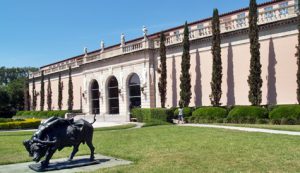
29, 158, 110, 172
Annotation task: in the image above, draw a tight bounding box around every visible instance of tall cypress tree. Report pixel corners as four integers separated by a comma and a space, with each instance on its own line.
58, 73, 63, 110
40, 71, 45, 111
179, 22, 192, 107
24, 77, 30, 111
296, 1, 300, 104
210, 8, 222, 107
248, 0, 262, 106
68, 66, 73, 111
32, 76, 37, 111
47, 76, 52, 111
158, 32, 167, 108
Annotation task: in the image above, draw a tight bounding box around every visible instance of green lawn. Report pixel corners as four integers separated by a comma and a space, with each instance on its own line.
1, 125, 300, 172
214, 123, 300, 132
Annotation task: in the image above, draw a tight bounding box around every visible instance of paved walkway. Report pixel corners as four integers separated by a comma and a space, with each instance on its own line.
179, 124, 300, 136
0, 154, 132, 173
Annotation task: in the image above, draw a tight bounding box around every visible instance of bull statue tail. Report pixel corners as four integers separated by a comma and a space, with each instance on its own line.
90, 114, 97, 124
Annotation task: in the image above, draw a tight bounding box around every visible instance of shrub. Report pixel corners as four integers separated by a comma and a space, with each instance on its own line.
268, 105, 300, 124
269, 105, 300, 124
131, 108, 171, 124
0, 119, 41, 130
174, 107, 193, 119
166, 107, 177, 120
228, 106, 268, 124
0, 118, 24, 123
190, 107, 227, 123
14, 110, 82, 119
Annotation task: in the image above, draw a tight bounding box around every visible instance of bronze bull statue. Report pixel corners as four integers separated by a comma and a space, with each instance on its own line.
23, 116, 96, 169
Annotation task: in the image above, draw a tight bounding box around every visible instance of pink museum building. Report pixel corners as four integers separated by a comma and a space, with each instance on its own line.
29, 0, 299, 121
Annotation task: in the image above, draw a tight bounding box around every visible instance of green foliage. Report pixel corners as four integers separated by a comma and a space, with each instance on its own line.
228, 106, 268, 124
165, 107, 177, 122
190, 107, 227, 123
40, 71, 45, 111
0, 119, 41, 130
0, 86, 10, 110
158, 32, 167, 108
0, 66, 38, 86
131, 108, 171, 124
47, 76, 52, 111
68, 67, 73, 111
179, 22, 192, 107
210, 8, 222, 107
6, 78, 26, 110
58, 73, 63, 110
0, 86, 14, 118
174, 107, 193, 118
248, 0, 262, 106
0, 118, 25, 123
15, 110, 81, 119
269, 105, 300, 124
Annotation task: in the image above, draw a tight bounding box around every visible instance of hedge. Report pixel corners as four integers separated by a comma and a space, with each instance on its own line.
188, 107, 227, 123
269, 105, 300, 124
15, 110, 82, 119
131, 108, 171, 125
0, 118, 24, 123
0, 119, 41, 130
228, 106, 268, 124
174, 107, 193, 118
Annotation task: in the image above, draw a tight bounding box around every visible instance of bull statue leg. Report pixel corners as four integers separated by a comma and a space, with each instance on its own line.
68, 144, 80, 161
41, 147, 56, 169
86, 141, 95, 161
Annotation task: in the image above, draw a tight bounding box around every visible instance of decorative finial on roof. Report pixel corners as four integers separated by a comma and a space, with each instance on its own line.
120, 33, 125, 47
143, 25, 148, 40
84, 47, 88, 57
100, 40, 105, 52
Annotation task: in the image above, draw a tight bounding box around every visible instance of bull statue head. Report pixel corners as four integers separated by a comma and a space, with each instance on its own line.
23, 138, 56, 162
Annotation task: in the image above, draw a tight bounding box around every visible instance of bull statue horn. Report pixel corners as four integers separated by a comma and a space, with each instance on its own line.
33, 138, 57, 145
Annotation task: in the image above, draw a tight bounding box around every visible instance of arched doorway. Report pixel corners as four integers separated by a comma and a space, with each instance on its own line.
128, 73, 141, 110
108, 76, 119, 114
91, 80, 100, 114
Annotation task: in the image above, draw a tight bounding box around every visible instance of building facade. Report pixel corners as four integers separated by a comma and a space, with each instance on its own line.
29, 0, 299, 121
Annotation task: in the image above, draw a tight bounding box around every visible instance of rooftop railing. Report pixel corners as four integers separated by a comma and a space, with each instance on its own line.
29, 0, 296, 78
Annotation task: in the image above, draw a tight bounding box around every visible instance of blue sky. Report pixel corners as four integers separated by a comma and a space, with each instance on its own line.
0, 0, 266, 68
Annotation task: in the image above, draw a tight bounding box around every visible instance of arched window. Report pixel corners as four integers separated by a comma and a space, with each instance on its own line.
91, 80, 100, 114
128, 74, 141, 110
108, 76, 119, 114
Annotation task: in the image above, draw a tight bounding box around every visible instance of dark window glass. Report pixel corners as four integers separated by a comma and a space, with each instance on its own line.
91, 80, 100, 114
108, 76, 119, 114
128, 74, 141, 110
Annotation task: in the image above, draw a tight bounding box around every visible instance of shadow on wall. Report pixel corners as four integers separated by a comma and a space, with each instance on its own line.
172, 56, 178, 107
267, 38, 277, 105
227, 43, 235, 106
194, 49, 202, 106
